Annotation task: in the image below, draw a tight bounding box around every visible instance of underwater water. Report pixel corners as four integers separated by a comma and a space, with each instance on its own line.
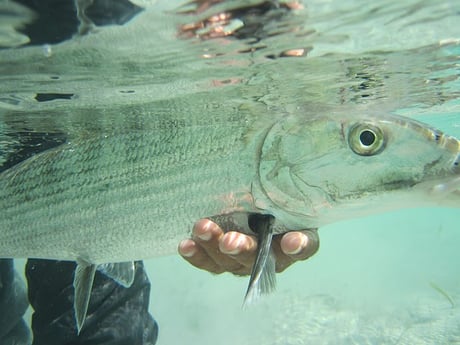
1, 0, 459, 344
150, 208, 460, 345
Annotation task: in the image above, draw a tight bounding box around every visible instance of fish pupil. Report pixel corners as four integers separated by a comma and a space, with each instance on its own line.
359, 130, 376, 146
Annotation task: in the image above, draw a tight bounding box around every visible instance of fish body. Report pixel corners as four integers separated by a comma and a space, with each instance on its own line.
1, 110, 459, 332
0, 116, 265, 263
0, 111, 459, 263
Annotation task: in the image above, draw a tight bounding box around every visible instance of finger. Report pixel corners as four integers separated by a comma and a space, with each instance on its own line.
191, 219, 242, 270
218, 231, 258, 275
273, 229, 319, 273
178, 238, 225, 274
178, 219, 226, 274
191, 219, 253, 274
281, 230, 319, 259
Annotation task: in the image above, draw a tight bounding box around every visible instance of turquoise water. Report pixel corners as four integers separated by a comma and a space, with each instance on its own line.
150, 208, 460, 344
1, 0, 459, 344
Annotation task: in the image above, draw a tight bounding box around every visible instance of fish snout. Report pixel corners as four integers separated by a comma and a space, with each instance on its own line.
428, 135, 460, 201
446, 134, 460, 173
453, 152, 460, 174
430, 176, 460, 197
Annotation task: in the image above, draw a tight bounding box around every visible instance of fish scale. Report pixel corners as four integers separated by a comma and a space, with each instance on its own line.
0, 118, 264, 262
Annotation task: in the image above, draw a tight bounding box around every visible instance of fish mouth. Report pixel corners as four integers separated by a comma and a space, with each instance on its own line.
430, 176, 460, 198
428, 150, 460, 201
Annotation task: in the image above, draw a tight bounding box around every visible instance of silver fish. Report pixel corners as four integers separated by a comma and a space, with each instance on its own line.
1, 111, 459, 332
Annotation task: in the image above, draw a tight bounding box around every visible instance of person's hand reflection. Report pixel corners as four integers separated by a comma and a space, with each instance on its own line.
178, 219, 319, 275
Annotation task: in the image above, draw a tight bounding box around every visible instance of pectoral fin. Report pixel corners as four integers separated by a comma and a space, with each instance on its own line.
98, 261, 135, 287
73, 262, 96, 334
243, 214, 276, 306
72, 261, 136, 334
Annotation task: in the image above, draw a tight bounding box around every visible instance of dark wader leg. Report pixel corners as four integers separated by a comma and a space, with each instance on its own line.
26, 260, 158, 345
0, 259, 31, 345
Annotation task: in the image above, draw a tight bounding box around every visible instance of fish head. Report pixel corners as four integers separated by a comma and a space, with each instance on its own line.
257, 113, 460, 229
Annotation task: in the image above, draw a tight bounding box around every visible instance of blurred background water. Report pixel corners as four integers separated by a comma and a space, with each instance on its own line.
1, 0, 459, 344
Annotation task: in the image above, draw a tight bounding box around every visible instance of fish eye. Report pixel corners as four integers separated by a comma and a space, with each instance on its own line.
348, 123, 385, 156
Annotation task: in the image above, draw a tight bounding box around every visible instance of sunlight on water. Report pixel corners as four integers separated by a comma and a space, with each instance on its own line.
1, 0, 459, 344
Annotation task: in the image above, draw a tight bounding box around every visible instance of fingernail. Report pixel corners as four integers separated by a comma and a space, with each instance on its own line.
195, 220, 215, 241
284, 233, 308, 255
179, 239, 196, 257
220, 232, 244, 255
196, 225, 213, 240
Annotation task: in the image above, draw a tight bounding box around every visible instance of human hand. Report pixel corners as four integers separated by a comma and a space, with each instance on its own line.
178, 219, 319, 275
